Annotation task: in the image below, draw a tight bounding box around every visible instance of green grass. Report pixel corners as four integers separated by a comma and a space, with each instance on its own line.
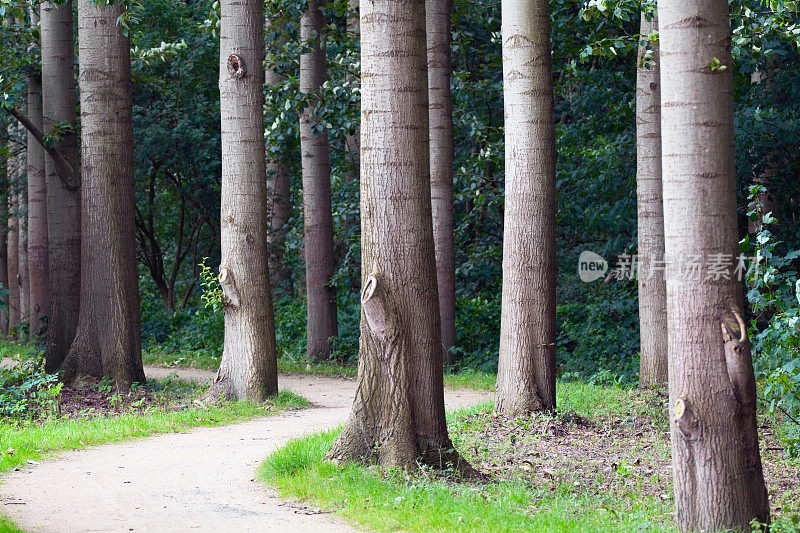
0, 388, 308, 473
259, 381, 676, 533
143, 348, 499, 390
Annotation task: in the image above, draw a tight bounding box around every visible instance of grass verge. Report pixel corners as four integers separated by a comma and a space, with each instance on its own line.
143, 348, 497, 390
259, 381, 800, 532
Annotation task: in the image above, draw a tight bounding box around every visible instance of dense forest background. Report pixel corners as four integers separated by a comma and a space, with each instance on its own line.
3, 0, 799, 383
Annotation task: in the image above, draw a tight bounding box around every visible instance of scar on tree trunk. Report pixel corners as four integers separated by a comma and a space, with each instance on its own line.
327, 275, 476, 476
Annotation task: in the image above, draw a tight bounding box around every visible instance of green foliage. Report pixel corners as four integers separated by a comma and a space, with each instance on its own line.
0, 350, 61, 420
744, 185, 800, 455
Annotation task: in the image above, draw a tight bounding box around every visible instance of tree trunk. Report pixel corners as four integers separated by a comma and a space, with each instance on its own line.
300, 0, 337, 361
426, 0, 456, 365
0, 230, 7, 337
61, 0, 145, 386
635, 12, 667, 387
6, 134, 19, 332
205, 0, 278, 401
658, 0, 770, 529
26, 9, 49, 340
17, 155, 29, 331
264, 16, 291, 289
343, 0, 360, 181
327, 0, 469, 474
494, 0, 557, 416
41, 0, 81, 371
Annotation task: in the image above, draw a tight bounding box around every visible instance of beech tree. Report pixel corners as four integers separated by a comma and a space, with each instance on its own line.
26, 7, 48, 339
205, 0, 278, 401
61, 0, 145, 384
426, 0, 455, 365
17, 155, 28, 326
659, 0, 770, 529
327, 0, 468, 472
343, 0, 359, 179
494, 0, 557, 415
299, 0, 338, 360
635, 11, 667, 387
41, 0, 80, 370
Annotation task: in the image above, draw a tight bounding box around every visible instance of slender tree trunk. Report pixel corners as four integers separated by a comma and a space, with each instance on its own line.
26, 8, 49, 340
636, 12, 667, 387
343, 0, 360, 180
41, 0, 80, 371
17, 156, 29, 331
0, 230, 7, 337
327, 0, 470, 474
300, 0, 337, 361
426, 0, 456, 365
205, 0, 278, 401
61, 0, 144, 385
264, 16, 291, 288
6, 136, 19, 332
658, 0, 770, 529
494, 0, 557, 416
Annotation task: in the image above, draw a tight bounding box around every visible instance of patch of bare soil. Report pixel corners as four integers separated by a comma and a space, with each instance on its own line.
452, 388, 800, 523
55, 376, 198, 418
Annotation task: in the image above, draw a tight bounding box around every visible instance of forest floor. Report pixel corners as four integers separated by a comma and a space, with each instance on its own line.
0, 364, 490, 532
262, 384, 800, 532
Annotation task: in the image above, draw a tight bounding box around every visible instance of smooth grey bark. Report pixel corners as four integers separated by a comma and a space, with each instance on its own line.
62, 0, 145, 385
659, 0, 770, 529
426, 0, 456, 365
327, 0, 470, 474
299, 0, 337, 361
635, 12, 667, 387
26, 8, 49, 340
343, 0, 360, 181
205, 0, 278, 401
494, 0, 557, 416
41, 0, 81, 371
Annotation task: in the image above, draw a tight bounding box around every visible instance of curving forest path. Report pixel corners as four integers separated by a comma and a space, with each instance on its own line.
0, 366, 490, 532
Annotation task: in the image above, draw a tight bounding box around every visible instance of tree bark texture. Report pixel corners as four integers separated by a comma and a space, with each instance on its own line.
207, 0, 278, 401
62, 0, 145, 385
0, 230, 7, 336
343, 0, 360, 181
41, 0, 81, 370
426, 0, 456, 365
300, 0, 338, 361
327, 0, 468, 473
636, 12, 667, 387
26, 12, 49, 340
658, 0, 770, 529
17, 153, 29, 328
6, 129, 20, 331
264, 16, 291, 288
495, 0, 557, 416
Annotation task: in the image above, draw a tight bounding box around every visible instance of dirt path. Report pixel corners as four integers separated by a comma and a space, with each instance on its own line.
0, 365, 491, 532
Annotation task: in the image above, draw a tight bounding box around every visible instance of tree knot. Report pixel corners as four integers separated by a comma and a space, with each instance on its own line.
227, 54, 246, 79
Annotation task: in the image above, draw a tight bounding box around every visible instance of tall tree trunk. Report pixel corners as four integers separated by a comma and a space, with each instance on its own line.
494, 0, 557, 416
0, 230, 7, 337
61, 0, 144, 385
17, 156, 29, 331
658, 0, 770, 529
327, 0, 469, 474
264, 16, 291, 289
636, 12, 667, 387
205, 0, 278, 401
343, 0, 360, 180
26, 7, 49, 340
300, 0, 337, 361
6, 134, 19, 332
41, 0, 81, 371
426, 0, 456, 366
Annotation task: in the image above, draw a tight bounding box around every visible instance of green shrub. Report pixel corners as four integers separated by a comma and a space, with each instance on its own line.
0, 350, 62, 419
